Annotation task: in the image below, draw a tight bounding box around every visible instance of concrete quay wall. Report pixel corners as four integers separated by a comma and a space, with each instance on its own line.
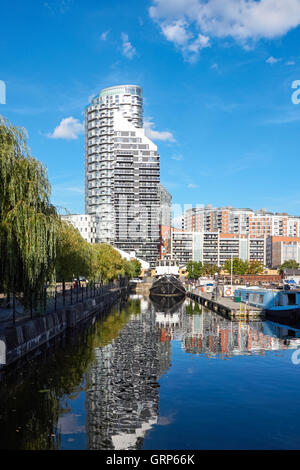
0, 287, 128, 370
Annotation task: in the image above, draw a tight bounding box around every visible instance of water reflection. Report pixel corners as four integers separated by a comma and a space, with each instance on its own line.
0, 298, 150, 450
85, 296, 171, 450
1, 295, 300, 450
181, 300, 300, 357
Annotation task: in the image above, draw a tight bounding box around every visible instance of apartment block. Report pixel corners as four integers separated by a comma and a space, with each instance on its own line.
61, 214, 100, 244
185, 205, 300, 238
266, 236, 300, 268
85, 85, 160, 266
171, 231, 266, 267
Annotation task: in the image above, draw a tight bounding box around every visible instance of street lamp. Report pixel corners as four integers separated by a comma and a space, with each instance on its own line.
230, 253, 233, 291
214, 271, 219, 299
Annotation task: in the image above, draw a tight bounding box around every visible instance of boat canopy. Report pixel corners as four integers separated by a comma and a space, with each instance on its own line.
234, 288, 300, 310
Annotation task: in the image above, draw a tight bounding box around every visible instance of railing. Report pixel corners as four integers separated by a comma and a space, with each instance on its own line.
0, 277, 129, 328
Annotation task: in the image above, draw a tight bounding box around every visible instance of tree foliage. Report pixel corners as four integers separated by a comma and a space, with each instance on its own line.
278, 259, 300, 274
0, 115, 139, 309
89, 243, 125, 283
246, 259, 265, 275
223, 258, 264, 275
202, 263, 220, 276
186, 261, 203, 279
0, 116, 58, 309
56, 220, 91, 283
124, 259, 142, 279
223, 258, 248, 275
56, 225, 134, 284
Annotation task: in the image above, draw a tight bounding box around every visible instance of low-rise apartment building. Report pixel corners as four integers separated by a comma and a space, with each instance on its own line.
171, 232, 266, 267
266, 236, 300, 268
61, 214, 100, 244
185, 205, 300, 238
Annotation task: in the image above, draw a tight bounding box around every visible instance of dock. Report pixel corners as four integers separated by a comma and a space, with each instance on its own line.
187, 290, 265, 321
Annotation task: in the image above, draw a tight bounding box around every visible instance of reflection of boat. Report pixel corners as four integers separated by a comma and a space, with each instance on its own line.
150, 295, 185, 314
152, 296, 185, 343
150, 256, 186, 299
263, 320, 300, 340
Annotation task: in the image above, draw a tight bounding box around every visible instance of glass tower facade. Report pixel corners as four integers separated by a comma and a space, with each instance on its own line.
85, 85, 160, 266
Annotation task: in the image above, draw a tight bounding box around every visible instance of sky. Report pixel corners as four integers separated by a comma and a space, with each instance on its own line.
1, 0, 300, 219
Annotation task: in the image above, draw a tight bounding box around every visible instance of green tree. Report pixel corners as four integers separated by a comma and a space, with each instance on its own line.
278, 259, 300, 274
202, 263, 220, 276
124, 259, 142, 279
223, 258, 248, 275
90, 243, 125, 283
246, 259, 264, 275
186, 261, 203, 279
56, 220, 91, 288
0, 116, 58, 310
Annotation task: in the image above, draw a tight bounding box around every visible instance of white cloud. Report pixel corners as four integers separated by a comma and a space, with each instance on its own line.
188, 183, 198, 188
266, 56, 281, 64
149, 0, 300, 59
286, 60, 296, 65
121, 33, 137, 59
161, 19, 192, 45
100, 30, 109, 41
171, 154, 183, 160
160, 19, 210, 61
47, 117, 84, 140
187, 33, 210, 52
144, 118, 175, 142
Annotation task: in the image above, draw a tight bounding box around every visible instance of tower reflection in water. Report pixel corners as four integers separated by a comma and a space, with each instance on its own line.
85, 296, 172, 450
85, 296, 300, 450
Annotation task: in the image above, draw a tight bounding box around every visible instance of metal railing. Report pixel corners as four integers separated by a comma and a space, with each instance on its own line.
0, 277, 129, 327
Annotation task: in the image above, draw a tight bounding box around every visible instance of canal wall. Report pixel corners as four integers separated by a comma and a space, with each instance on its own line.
0, 286, 128, 370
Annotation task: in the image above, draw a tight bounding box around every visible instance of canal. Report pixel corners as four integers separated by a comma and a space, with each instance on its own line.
1, 294, 300, 450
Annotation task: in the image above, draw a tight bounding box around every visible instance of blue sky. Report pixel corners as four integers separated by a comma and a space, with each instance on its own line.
1, 0, 300, 217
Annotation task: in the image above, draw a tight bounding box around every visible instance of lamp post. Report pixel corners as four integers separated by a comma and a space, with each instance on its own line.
231, 253, 233, 291
214, 272, 219, 299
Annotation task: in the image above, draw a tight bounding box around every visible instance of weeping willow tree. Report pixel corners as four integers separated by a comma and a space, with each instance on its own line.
56, 219, 92, 289
0, 116, 58, 311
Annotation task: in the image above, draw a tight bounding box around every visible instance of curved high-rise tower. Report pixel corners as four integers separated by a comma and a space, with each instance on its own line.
85, 85, 160, 265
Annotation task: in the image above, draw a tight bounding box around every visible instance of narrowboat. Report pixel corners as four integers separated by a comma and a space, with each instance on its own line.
234, 288, 300, 322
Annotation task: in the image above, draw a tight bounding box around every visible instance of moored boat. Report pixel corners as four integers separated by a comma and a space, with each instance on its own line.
234, 287, 300, 322
149, 256, 186, 299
